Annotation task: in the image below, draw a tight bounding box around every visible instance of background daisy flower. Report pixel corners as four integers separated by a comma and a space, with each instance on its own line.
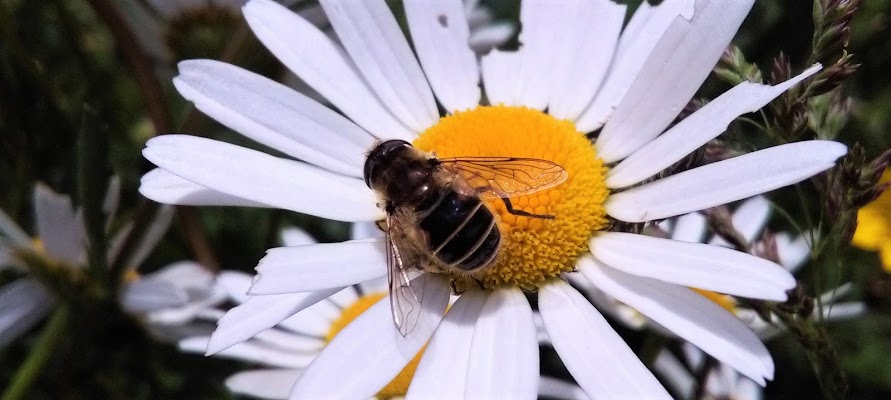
141, 0, 848, 398
0, 182, 204, 347
852, 168, 891, 272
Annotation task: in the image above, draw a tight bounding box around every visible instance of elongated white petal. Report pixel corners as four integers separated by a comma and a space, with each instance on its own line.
242, 0, 414, 140
125, 204, 175, 268
407, 290, 486, 399
290, 275, 449, 399
250, 240, 387, 295
465, 287, 538, 399
279, 227, 317, 247
253, 328, 325, 353
589, 232, 796, 301
606, 141, 847, 222
607, 65, 822, 187
539, 280, 671, 399
510, 0, 563, 110
404, 0, 480, 113
181, 337, 316, 368
576, 0, 695, 131
34, 183, 84, 265
710, 196, 771, 247
140, 169, 272, 208
481, 50, 522, 105
671, 212, 707, 243
320, 0, 438, 132
143, 135, 382, 222
548, 0, 625, 120
121, 279, 189, 313
207, 288, 341, 354
226, 369, 301, 400
594, 0, 755, 162
0, 279, 55, 347
467, 22, 514, 54
777, 233, 812, 272
537, 376, 589, 400
579, 257, 773, 384
217, 271, 253, 304
652, 349, 695, 400
174, 60, 375, 177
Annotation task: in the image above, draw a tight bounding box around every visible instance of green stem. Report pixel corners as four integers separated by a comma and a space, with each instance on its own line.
1, 305, 72, 400
771, 304, 847, 399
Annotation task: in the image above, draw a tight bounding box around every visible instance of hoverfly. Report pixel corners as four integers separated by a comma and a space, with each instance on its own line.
363, 140, 568, 335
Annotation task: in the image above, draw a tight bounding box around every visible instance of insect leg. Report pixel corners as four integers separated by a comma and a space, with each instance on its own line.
500, 197, 555, 220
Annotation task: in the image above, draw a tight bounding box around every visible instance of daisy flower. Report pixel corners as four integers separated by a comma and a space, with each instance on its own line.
0, 181, 216, 347
852, 168, 891, 272
177, 227, 586, 400
140, 0, 847, 397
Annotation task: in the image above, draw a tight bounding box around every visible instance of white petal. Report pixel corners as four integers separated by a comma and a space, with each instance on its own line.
605, 141, 847, 222
593, 0, 756, 162
404, 0, 480, 113
607, 65, 822, 187
242, 0, 414, 140
250, 240, 387, 295
480, 50, 523, 105
33, 183, 84, 265
467, 22, 515, 54
510, 0, 564, 110
407, 290, 486, 399
590, 232, 796, 301
465, 287, 538, 400
821, 302, 865, 321
124, 204, 175, 268
538, 280, 670, 399
217, 271, 253, 304
207, 288, 341, 354
575, 0, 695, 131
777, 233, 812, 272
652, 350, 695, 400
181, 336, 316, 368
253, 327, 325, 353
735, 376, 764, 400
279, 227, 317, 247
568, 274, 647, 330
226, 369, 301, 400
146, 260, 214, 289
670, 212, 707, 243
289, 275, 450, 399
350, 221, 383, 240
579, 257, 773, 384
0, 208, 30, 248
320, 0, 438, 132
121, 279, 189, 313
143, 135, 382, 222
547, 1, 625, 120
174, 60, 375, 177
0, 279, 55, 347
140, 169, 272, 208
536, 376, 589, 400
710, 196, 772, 247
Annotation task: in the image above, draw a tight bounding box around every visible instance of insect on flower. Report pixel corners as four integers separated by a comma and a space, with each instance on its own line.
363, 139, 567, 335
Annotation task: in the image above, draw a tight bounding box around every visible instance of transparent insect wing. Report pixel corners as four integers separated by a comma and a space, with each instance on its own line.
437, 157, 568, 197
385, 214, 426, 337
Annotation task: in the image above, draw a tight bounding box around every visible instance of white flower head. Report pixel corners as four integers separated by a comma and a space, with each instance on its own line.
141, 0, 847, 398
0, 181, 210, 347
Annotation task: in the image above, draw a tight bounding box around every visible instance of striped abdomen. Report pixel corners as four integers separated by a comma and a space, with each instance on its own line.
418, 190, 501, 271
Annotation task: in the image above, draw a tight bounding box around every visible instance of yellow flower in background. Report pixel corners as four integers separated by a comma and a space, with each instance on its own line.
853, 169, 891, 272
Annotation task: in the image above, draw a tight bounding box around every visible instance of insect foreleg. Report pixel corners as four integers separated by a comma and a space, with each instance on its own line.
500, 197, 555, 220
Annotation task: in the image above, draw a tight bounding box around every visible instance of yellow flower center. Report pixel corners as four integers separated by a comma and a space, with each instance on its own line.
852, 168, 891, 272
325, 293, 423, 398
692, 288, 738, 313
413, 106, 609, 290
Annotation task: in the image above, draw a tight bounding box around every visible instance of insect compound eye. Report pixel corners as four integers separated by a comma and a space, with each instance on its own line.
364, 139, 412, 188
